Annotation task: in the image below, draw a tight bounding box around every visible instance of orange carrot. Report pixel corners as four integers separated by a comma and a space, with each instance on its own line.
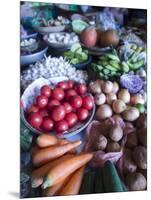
43, 175, 70, 196
58, 166, 85, 196
32, 140, 82, 167
58, 139, 77, 154
42, 153, 93, 188
36, 134, 58, 148
31, 154, 74, 188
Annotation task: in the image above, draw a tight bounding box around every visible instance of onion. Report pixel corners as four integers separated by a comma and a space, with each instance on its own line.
112, 82, 119, 93
95, 93, 106, 105
106, 93, 117, 105
89, 80, 102, 94
118, 89, 130, 104
102, 81, 113, 94
96, 104, 113, 121
122, 107, 140, 122
131, 94, 145, 105
112, 99, 127, 114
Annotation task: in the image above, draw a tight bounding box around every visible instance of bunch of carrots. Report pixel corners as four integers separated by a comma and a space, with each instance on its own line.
31, 134, 93, 196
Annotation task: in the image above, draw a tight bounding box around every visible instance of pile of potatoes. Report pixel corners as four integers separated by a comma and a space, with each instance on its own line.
89, 80, 145, 122
124, 114, 147, 191
93, 122, 124, 153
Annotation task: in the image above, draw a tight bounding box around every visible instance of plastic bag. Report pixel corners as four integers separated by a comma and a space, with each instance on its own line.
97, 10, 117, 31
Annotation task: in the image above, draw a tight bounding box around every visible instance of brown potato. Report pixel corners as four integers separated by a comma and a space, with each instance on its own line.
125, 172, 147, 191
126, 132, 138, 149
106, 142, 121, 152
94, 134, 108, 151
132, 146, 147, 170
138, 127, 147, 147
109, 125, 123, 142
135, 114, 147, 128
123, 149, 137, 173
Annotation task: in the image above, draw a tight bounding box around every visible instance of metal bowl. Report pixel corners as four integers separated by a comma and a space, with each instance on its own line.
33, 24, 69, 35
21, 46, 48, 66
72, 55, 92, 70
43, 33, 79, 50
21, 103, 95, 139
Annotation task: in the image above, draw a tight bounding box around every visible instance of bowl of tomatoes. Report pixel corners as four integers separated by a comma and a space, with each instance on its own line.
21, 77, 95, 138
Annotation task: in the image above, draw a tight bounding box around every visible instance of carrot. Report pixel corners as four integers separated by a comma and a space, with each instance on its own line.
31, 154, 74, 188
58, 139, 77, 154
36, 134, 58, 148
31, 145, 40, 157
32, 140, 82, 167
57, 166, 85, 196
42, 153, 93, 189
43, 175, 70, 196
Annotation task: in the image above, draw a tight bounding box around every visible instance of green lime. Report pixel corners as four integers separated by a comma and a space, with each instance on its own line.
135, 103, 145, 113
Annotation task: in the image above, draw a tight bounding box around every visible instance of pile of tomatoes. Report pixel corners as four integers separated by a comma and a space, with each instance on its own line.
26, 80, 94, 134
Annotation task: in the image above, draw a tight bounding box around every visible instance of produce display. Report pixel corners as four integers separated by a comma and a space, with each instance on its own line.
20, 2, 147, 198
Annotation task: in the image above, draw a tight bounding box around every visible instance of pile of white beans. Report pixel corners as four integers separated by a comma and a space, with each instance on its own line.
21, 56, 88, 90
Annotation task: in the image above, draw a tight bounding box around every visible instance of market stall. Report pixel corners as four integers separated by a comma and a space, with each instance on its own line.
20, 2, 147, 198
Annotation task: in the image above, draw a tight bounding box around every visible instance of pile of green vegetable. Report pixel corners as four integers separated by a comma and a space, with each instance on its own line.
64, 43, 89, 65
89, 45, 146, 80
80, 161, 127, 194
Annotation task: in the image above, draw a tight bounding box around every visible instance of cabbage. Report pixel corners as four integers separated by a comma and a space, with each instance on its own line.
120, 74, 143, 94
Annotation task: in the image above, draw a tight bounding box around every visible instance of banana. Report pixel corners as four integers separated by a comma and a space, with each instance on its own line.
109, 60, 121, 69
105, 65, 119, 72
121, 61, 130, 72
105, 53, 120, 62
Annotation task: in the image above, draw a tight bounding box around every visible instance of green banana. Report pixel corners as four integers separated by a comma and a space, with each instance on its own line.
96, 65, 103, 71
121, 61, 130, 72
99, 55, 109, 61
105, 53, 120, 62
99, 60, 109, 67
129, 60, 145, 70
103, 69, 110, 75
105, 65, 119, 72
109, 60, 121, 69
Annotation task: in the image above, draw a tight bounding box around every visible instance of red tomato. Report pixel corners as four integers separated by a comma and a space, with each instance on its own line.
39, 108, 49, 117
70, 96, 82, 109
52, 88, 65, 101
41, 117, 54, 131
76, 84, 87, 95
27, 104, 39, 114
51, 105, 66, 122
57, 81, 68, 90
65, 112, 78, 127
55, 120, 69, 133
36, 95, 48, 109
62, 102, 72, 114
82, 96, 94, 110
67, 80, 74, 89
41, 85, 51, 97
27, 112, 43, 129
65, 89, 77, 101
77, 108, 89, 121
47, 99, 60, 111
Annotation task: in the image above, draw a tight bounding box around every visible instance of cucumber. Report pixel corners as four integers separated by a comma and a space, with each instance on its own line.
80, 171, 95, 194
94, 168, 104, 193
103, 161, 124, 193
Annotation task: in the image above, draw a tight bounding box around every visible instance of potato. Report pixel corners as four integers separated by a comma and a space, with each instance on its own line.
132, 146, 147, 170
106, 142, 120, 152
126, 132, 138, 149
135, 114, 147, 128
109, 125, 123, 142
125, 172, 147, 191
96, 104, 113, 121
123, 148, 137, 173
94, 134, 108, 151
122, 107, 140, 122
138, 127, 147, 147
